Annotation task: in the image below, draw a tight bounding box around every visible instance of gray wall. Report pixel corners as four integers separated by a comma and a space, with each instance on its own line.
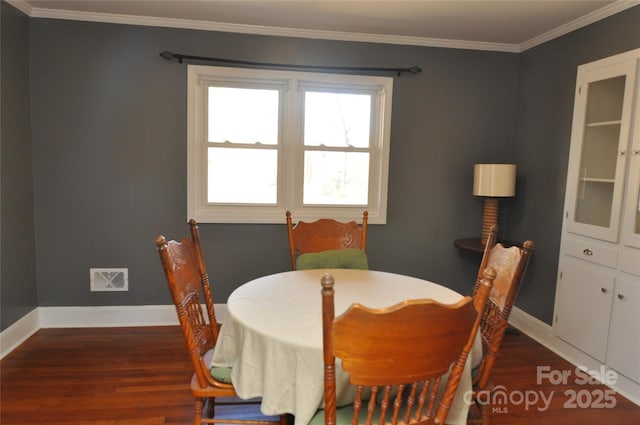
27, 19, 519, 311
1, 1, 38, 330
2, 2, 639, 331
510, 6, 640, 324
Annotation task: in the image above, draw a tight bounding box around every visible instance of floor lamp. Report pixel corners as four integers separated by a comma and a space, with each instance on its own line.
473, 164, 516, 245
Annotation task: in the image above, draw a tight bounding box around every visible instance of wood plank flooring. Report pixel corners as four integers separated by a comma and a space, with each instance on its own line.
484, 328, 640, 424
1, 326, 638, 424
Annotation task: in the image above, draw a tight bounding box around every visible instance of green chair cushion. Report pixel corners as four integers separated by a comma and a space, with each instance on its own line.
471, 364, 480, 380
297, 249, 369, 270
210, 366, 233, 383
309, 398, 409, 425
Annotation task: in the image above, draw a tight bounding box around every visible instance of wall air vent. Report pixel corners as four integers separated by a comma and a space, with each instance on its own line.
90, 268, 128, 292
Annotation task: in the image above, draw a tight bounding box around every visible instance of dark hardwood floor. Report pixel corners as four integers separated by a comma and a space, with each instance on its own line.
482, 329, 639, 424
1, 326, 638, 424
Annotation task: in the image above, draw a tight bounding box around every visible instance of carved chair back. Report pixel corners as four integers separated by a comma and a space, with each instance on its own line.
472, 226, 535, 390
286, 211, 368, 270
155, 219, 221, 390
320, 270, 495, 425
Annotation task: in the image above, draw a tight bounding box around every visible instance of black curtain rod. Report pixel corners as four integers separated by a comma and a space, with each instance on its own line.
160, 51, 421, 76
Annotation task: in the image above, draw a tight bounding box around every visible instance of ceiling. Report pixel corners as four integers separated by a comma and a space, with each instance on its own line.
11, 0, 639, 52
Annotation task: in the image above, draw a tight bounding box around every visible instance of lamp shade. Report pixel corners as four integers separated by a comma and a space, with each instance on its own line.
473, 164, 516, 197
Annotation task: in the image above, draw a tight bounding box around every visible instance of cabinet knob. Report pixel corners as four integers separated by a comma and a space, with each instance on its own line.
632, 149, 640, 155
618, 294, 625, 300
601, 287, 608, 293
583, 248, 593, 256
620, 150, 626, 156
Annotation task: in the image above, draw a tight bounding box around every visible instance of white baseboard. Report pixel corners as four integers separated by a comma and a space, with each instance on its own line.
509, 306, 640, 406
38, 305, 180, 328
0, 308, 40, 359
0, 304, 228, 359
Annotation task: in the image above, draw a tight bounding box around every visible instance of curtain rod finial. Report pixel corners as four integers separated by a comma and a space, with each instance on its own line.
160, 51, 176, 61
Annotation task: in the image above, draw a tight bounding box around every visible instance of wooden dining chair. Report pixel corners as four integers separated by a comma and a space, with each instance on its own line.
467, 226, 534, 425
285, 211, 369, 270
156, 219, 287, 425
311, 269, 496, 425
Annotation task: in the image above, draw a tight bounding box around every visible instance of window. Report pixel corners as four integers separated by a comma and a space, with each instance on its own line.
187, 65, 393, 223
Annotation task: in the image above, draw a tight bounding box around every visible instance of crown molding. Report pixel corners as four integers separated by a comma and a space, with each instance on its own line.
3, 0, 518, 53
5, 0, 32, 15
5, 0, 639, 53
518, 0, 640, 52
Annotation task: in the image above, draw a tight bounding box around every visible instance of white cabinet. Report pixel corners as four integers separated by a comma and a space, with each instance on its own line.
555, 255, 614, 362
554, 49, 640, 385
606, 275, 640, 383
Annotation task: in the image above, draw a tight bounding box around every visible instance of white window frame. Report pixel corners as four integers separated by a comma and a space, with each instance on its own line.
187, 65, 393, 224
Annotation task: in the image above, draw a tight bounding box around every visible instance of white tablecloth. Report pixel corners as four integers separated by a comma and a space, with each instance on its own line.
211, 269, 480, 425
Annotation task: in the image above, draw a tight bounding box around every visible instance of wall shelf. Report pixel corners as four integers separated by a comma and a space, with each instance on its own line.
453, 238, 520, 253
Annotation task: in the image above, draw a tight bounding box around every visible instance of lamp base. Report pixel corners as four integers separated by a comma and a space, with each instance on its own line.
481, 198, 499, 246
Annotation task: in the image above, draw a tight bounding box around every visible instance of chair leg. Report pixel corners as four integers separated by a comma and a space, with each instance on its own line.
206, 397, 215, 419
279, 414, 291, 425
199, 397, 217, 425
480, 400, 490, 425
194, 397, 204, 425
467, 400, 481, 424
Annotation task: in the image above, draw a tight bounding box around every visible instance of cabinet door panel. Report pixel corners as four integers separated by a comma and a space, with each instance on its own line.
606, 276, 640, 383
565, 59, 637, 242
555, 257, 614, 362
622, 98, 640, 248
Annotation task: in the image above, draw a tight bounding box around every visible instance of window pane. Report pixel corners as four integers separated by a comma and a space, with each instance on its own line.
304, 92, 371, 148
189, 65, 392, 223
208, 87, 279, 145
303, 151, 369, 205
208, 148, 277, 204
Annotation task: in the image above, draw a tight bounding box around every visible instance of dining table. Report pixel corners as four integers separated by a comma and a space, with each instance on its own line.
211, 268, 481, 425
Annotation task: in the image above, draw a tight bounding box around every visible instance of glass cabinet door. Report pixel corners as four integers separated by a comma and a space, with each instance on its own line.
566, 59, 637, 242
629, 182, 640, 243
622, 108, 640, 248
574, 76, 624, 227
